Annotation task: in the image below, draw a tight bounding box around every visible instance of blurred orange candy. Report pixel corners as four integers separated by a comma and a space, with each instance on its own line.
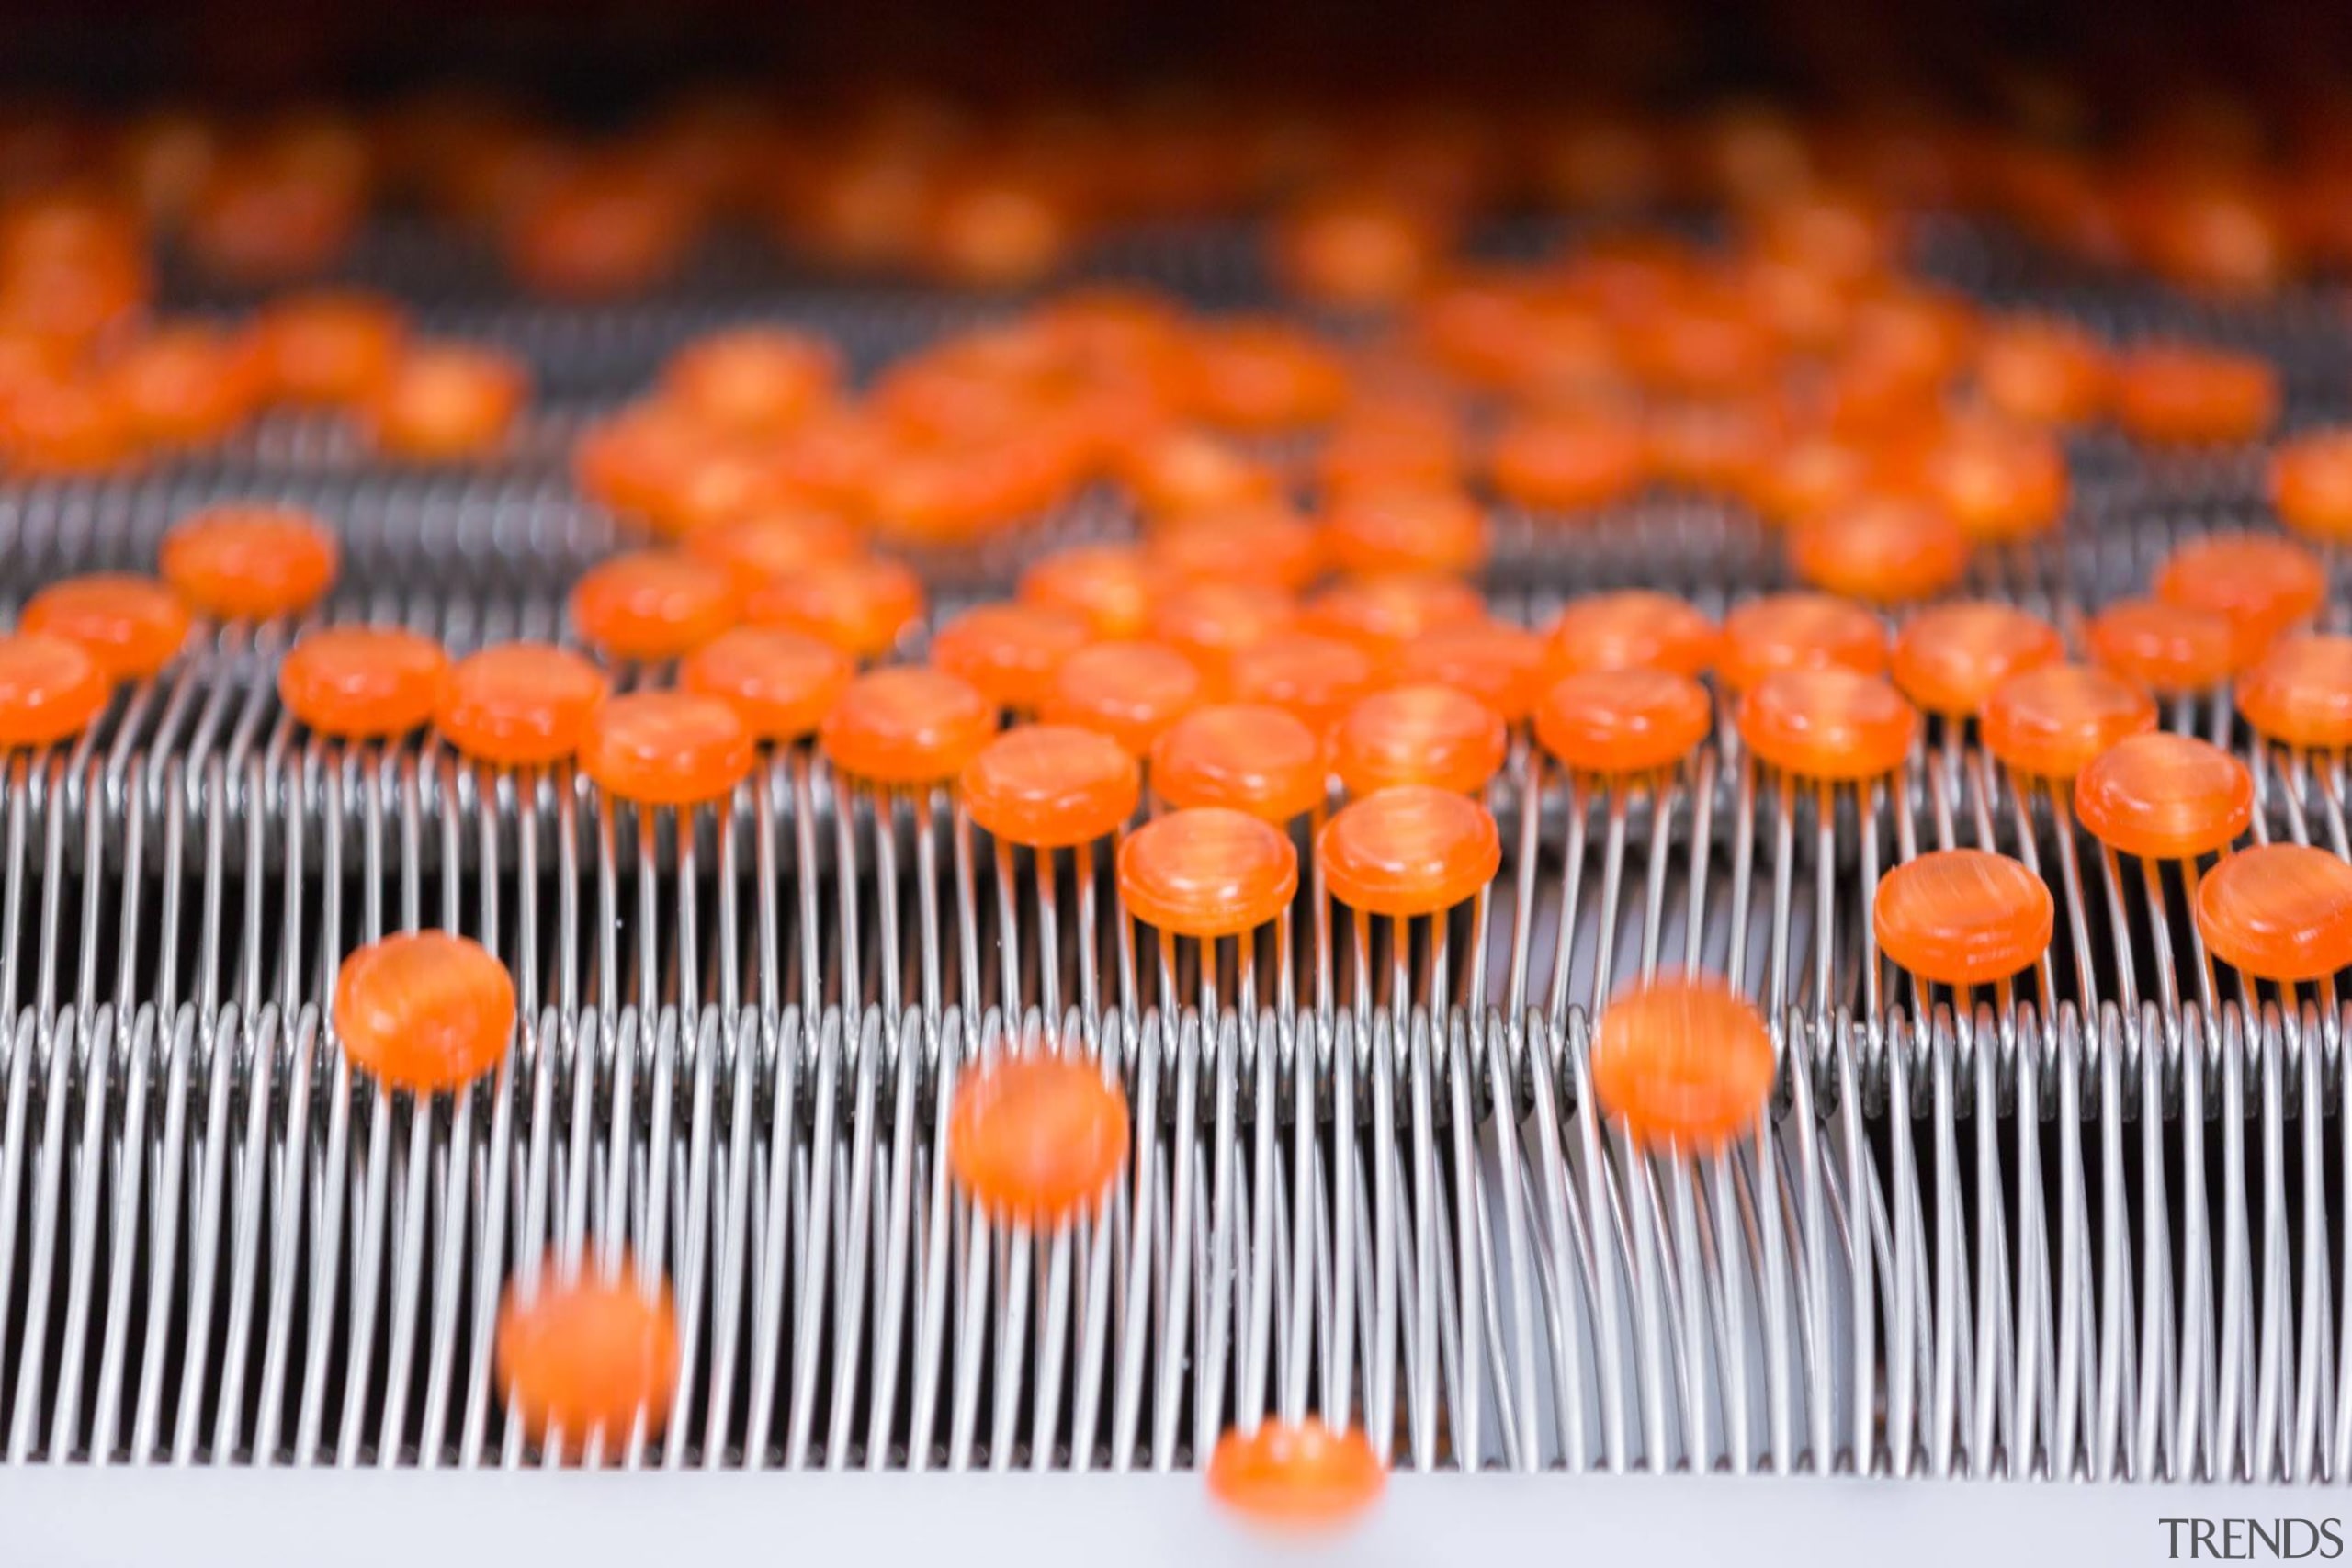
364, 343, 528, 461
256, 291, 406, 406
661, 328, 837, 435
2113, 343, 2278, 445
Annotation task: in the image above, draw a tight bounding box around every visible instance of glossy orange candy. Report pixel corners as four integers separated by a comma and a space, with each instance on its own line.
1787, 497, 1971, 604
2113, 344, 2278, 445
1872, 849, 2054, 987
2075, 732, 2253, 859
435, 643, 608, 765
2237, 636, 2352, 750
1974, 317, 2109, 425
930, 603, 1091, 712
1299, 574, 1484, 657
947, 1051, 1130, 1223
2153, 533, 2325, 658
0, 632, 108, 747
1118, 807, 1299, 937
1042, 641, 1204, 757
19, 573, 190, 679
277, 626, 450, 738
1913, 422, 2069, 543
1206, 1419, 1385, 1530
2270, 429, 2352, 542
1981, 664, 2160, 778
1317, 785, 1500, 917
1718, 593, 1885, 690
1150, 704, 1327, 822
819, 667, 998, 786
582, 692, 756, 806
256, 290, 405, 405
1736, 669, 1918, 781
1589, 975, 1776, 1149
1147, 502, 1323, 592
159, 504, 340, 620
1318, 486, 1489, 578
661, 328, 836, 435
1332, 684, 1507, 796
1390, 619, 1547, 723
2086, 598, 2238, 694
569, 551, 740, 662
1018, 543, 1155, 640
332, 930, 515, 1091
1227, 634, 1379, 733
2196, 844, 2352, 981
1890, 602, 2064, 716
683, 508, 862, 585
1544, 591, 1719, 680
364, 342, 527, 460
1147, 581, 1298, 678
1533, 668, 1713, 775
496, 1274, 680, 1440
743, 557, 925, 660
960, 724, 1139, 848
1488, 409, 1648, 513
678, 626, 852, 743
107, 323, 264, 447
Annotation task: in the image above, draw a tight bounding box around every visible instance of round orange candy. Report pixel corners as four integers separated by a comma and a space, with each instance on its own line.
1018, 544, 1155, 639
961, 723, 1138, 849
1872, 849, 2054, 987
678, 626, 851, 743
661, 327, 836, 435
1534, 668, 1713, 775
1273, 186, 1444, 308
1151, 704, 1327, 822
1736, 669, 1917, 781
2113, 344, 2278, 445
1042, 641, 1204, 758
2075, 732, 2253, 859
255, 290, 406, 405
1787, 498, 1970, 604
743, 558, 924, 661
2086, 598, 2238, 694
1487, 409, 1647, 513
2153, 533, 2325, 658
496, 1274, 680, 1440
19, 573, 189, 679
1890, 601, 2064, 716
0, 371, 135, 474
1317, 785, 1500, 918
947, 1051, 1130, 1224
1974, 317, 2109, 425
1589, 975, 1776, 1149
1544, 591, 1719, 680
819, 667, 998, 786
1747, 427, 1884, 526
1380, 618, 1543, 722
1180, 321, 1347, 434
1318, 486, 1488, 578
1332, 684, 1507, 796
1146, 581, 1298, 679
2197, 843, 2352, 981
363, 342, 527, 460
1118, 428, 1282, 518
435, 643, 608, 765
1719, 593, 1887, 690
1912, 421, 2069, 543
1146, 503, 1322, 592
1298, 574, 1484, 657
107, 322, 265, 447
159, 504, 340, 620
277, 626, 450, 738
0, 632, 107, 747
930, 603, 1091, 712
1118, 807, 1298, 937
332, 930, 515, 1091
568, 551, 740, 663
1206, 1419, 1385, 1530
1981, 664, 2158, 778
1227, 634, 1379, 733
683, 508, 862, 585
2272, 429, 2352, 543
2237, 636, 2352, 749
582, 692, 755, 806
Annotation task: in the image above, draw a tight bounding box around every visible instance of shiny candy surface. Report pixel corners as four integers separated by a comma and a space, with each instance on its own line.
568, 551, 739, 662
495, 1276, 680, 1441
1873, 849, 2055, 987
333, 930, 515, 1092
1390, 619, 1546, 723
435, 643, 608, 765
1331, 684, 1508, 795
2075, 732, 2254, 859
277, 626, 450, 738
1299, 574, 1484, 657
2270, 429, 2352, 541
159, 504, 339, 620
960, 725, 1139, 848
1319, 486, 1488, 578
678, 626, 852, 743
0, 633, 107, 747
582, 692, 755, 806
1589, 976, 1777, 1149
1718, 592, 1885, 689
930, 603, 1091, 712
1150, 704, 1326, 822
1736, 668, 1917, 781
1206, 1420, 1385, 1530
743, 557, 924, 660
2238, 636, 2352, 749
1317, 785, 1500, 917
1534, 668, 1713, 775
1042, 641, 1204, 757
2114, 344, 2278, 444
19, 573, 189, 679
1787, 497, 1970, 603
1118, 807, 1298, 937
947, 1051, 1130, 1223
1146, 581, 1298, 677
1018, 544, 1155, 639
1982, 664, 2158, 778
1544, 591, 1719, 680
683, 509, 862, 585
1146, 504, 1323, 592
1227, 634, 1379, 733
819, 667, 998, 785
2197, 844, 2352, 981
1890, 601, 2064, 716
2154, 533, 2325, 657
2086, 598, 2239, 694
365, 342, 526, 460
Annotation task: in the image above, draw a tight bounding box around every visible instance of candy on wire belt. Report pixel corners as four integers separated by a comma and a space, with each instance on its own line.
0, 213, 2348, 1492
